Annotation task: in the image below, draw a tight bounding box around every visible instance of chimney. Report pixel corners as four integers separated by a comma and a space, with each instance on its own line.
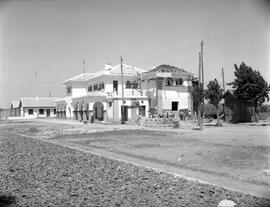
105, 63, 112, 71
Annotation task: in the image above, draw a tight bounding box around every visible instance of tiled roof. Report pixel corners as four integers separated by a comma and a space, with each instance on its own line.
63, 64, 146, 84
63, 73, 94, 84
85, 64, 146, 80
20, 98, 58, 108
147, 64, 193, 76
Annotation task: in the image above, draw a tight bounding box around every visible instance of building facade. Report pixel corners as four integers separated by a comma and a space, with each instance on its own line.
10, 97, 58, 118
55, 63, 149, 122
141, 64, 194, 117
55, 63, 195, 122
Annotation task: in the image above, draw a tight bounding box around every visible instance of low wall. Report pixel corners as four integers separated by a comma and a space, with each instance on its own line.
8, 116, 35, 120
138, 117, 180, 128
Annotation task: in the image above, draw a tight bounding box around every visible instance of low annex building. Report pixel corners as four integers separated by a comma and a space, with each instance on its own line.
10, 97, 58, 118
55, 63, 195, 122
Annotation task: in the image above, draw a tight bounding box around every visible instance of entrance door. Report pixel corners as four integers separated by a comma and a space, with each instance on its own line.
139, 106, 146, 116
46, 109, 50, 117
121, 106, 128, 121
93, 102, 104, 121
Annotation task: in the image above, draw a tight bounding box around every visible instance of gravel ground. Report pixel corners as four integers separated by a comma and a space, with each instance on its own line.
1, 134, 270, 207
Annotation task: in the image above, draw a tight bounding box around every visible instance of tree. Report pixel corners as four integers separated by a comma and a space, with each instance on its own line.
205, 79, 223, 126
228, 62, 270, 122
192, 82, 204, 129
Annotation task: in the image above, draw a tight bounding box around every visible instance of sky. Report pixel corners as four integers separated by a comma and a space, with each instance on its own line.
0, 0, 269, 108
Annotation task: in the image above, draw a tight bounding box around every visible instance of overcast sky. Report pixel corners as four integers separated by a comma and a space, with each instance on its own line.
0, 0, 269, 108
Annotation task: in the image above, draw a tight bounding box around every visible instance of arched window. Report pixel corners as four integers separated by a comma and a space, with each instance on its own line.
133, 81, 138, 89
176, 78, 183, 85
126, 81, 131, 88
166, 78, 173, 86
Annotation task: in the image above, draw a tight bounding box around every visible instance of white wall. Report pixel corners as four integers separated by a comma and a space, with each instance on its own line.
72, 88, 87, 98
161, 91, 189, 110
106, 101, 114, 120
24, 108, 56, 118
24, 108, 38, 118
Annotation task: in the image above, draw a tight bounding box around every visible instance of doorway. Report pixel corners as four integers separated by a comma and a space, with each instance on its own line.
46, 109, 50, 117
121, 105, 128, 121
139, 106, 146, 116
93, 102, 104, 121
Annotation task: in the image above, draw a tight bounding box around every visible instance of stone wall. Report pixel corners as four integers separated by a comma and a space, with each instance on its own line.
138, 117, 180, 128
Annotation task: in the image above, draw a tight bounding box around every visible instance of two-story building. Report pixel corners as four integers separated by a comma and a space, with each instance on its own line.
55, 63, 149, 122
141, 64, 194, 116
55, 63, 195, 123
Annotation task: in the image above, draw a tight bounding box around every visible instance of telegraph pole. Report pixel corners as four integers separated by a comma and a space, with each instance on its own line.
83, 59, 85, 73
199, 52, 201, 83
120, 56, 125, 124
222, 67, 225, 93
201, 41, 205, 117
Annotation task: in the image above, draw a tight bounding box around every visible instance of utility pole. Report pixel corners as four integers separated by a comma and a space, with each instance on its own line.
222, 67, 225, 93
83, 59, 85, 73
199, 52, 201, 83
120, 56, 125, 124
201, 40, 204, 116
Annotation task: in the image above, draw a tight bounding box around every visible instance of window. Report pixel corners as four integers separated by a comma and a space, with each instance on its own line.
28, 109, 33, 115
166, 78, 173, 86
101, 82, 104, 89
88, 85, 92, 92
39, 109, 44, 115
113, 80, 118, 94
176, 78, 183, 85
109, 102, 112, 107
66, 87, 72, 94
132, 81, 138, 89
126, 81, 131, 88
54, 109, 56, 114
172, 102, 178, 111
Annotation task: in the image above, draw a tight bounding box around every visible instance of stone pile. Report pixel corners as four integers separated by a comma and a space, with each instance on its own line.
1, 135, 270, 206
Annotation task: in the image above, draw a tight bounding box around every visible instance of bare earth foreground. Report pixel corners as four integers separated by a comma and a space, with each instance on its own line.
0, 119, 270, 206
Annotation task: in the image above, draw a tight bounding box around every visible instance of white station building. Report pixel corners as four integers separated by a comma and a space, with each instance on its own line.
55, 63, 195, 122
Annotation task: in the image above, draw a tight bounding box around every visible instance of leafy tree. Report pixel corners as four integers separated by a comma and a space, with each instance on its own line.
205, 79, 223, 126
228, 62, 270, 122
192, 82, 204, 129
192, 82, 204, 113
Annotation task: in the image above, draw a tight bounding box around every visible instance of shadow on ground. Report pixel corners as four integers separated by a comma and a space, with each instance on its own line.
0, 195, 16, 207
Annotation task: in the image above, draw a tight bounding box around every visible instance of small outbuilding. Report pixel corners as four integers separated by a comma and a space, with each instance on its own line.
10, 97, 58, 119
223, 90, 255, 123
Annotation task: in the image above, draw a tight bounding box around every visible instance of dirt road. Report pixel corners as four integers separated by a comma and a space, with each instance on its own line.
1, 119, 270, 200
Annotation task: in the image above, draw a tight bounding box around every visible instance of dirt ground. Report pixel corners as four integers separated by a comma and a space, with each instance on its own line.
1, 119, 270, 199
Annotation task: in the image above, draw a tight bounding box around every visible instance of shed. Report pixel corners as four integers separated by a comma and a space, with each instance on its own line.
223, 90, 255, 123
